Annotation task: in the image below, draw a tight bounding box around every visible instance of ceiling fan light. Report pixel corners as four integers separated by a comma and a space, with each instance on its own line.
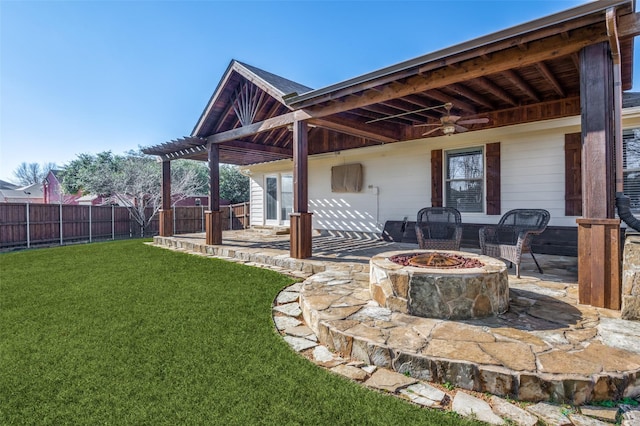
443, 124, 456, 135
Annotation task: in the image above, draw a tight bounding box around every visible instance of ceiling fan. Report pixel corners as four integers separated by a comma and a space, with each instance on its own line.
415, 103, 489, 136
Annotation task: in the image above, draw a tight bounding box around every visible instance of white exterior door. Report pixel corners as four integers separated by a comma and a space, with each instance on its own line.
265, 174, 293, 226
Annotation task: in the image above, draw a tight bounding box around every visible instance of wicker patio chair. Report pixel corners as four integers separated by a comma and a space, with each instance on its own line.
415, 207, 462, 250
479, 209, 550, 278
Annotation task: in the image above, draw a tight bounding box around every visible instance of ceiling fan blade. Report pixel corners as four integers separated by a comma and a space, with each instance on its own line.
414, 123, 441, 127
454, 125, 469, 133
422, 127, 444, 136
456, 117, 489, 125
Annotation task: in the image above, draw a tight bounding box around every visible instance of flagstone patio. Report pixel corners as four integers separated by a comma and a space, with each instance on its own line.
153, 229, 640, 406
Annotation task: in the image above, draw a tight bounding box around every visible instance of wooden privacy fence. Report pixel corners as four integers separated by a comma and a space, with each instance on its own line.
0, 202, 250, 250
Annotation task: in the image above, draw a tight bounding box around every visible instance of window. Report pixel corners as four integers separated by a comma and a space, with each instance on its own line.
266, 176, 278, 221
623, 128, 640, 213
445, 148, 484, 213
281, 175, 293, 220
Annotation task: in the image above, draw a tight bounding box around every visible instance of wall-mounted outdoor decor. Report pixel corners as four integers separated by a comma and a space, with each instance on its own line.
331, 163, 363, 193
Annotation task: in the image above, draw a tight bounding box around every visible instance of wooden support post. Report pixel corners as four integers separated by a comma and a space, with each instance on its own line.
206, 143, 222, 245
577, 219, 621, 309
577, 43, 621, 309
580, 43, 615, 219
290, 212, 313, 259
291, 120, 312, 259
159, 160, 173, 236
205, 210, 222, 245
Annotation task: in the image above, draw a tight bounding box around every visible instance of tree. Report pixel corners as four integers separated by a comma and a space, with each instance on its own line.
60, 150, 205, 236
12, 162, 57, 186
220, 164, 249, 204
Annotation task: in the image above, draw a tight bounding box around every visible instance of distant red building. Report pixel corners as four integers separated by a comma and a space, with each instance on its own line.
42, 170, 83, 204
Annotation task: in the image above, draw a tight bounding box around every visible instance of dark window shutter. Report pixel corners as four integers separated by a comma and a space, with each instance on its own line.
486, 142, 501, 215
431, 149, 443, 207
565, 132, 582, 216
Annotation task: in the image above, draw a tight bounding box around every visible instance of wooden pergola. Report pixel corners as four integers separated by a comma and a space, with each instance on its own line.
144, 0, 640, 309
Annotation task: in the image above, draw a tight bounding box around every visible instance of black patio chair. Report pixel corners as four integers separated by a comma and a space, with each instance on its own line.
479, 209, 550, 278
415, 207, 462, 251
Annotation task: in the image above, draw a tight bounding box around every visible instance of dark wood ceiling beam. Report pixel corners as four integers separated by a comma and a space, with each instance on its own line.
536, 61, 566, 97
378, 100, 414, 114
502, 69, 541, 102
402, 94, 434, 108
222, 139, 293, 156
212, 99, 238, 133
421, 89, 477, 114
271, 127, 291, 148
260, 101, 285, 124
447, 84, 495, 109
571, 53, 580, 70
475, 77, 519, 106
305, 24, 608, 118
252, 96, 282, 123
356, 103, 416, 125
207, 110, 311, 145
378, 99, 438, 122
340, 108, 381, 120
343, 108, 412, 126
617, 11, 640, 38
309, 115, 400, 143
393, 95, 443, 120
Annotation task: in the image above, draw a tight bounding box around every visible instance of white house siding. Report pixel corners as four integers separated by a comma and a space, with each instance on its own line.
249, 177, 264, 226
500, 132, 567, 224
307, 147, 430, 233
244, 110, 640, 234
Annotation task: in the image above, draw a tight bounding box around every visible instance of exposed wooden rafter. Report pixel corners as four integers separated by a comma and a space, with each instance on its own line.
502, 69, 541, 102
447, 84, 495, 110
536, 61, 566, 97
475, 77, 519, 106
309, 116, 399, 143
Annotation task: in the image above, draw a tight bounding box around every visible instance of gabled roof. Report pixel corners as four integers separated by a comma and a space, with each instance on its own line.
143, 60, 317, 165
191, 60, 312, 137
237, 61, 312, 98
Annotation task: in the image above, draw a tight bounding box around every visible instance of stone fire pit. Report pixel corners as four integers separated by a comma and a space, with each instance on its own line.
370, 250, 508, 320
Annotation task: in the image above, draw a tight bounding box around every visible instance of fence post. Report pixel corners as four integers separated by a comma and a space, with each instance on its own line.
173, 206, 176, 235
112, 205, 115, 240
59, 203, 63, 246
89, 205, 92, 243
201, 205, 205, 232
26, 203, 30, 248
229, 205, 233, 230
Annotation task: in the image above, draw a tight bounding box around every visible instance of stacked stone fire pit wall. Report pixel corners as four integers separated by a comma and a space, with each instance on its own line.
370, 250, 508, 320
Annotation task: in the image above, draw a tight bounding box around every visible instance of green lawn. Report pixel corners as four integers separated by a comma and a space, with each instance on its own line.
0, 240, 482, 425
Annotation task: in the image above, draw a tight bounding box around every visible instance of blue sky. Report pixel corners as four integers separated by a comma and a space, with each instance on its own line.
0, 0, 622, 181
